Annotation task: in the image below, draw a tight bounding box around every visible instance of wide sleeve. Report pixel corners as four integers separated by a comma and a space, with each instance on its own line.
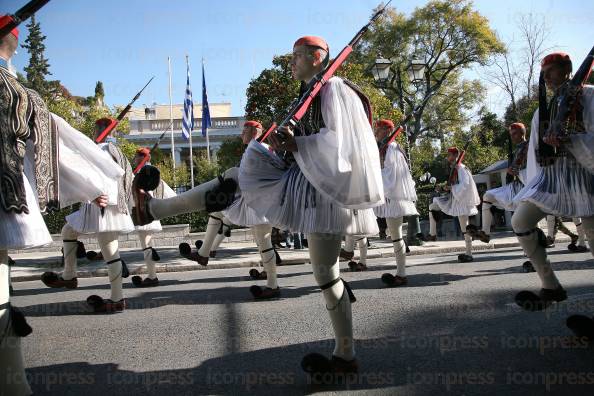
566, 85, 594, 174
451, 165, 480, 206
382, 143, 417, 201
52, 113, 123, 208
525, 109, 542, 183
293, 77, 384, 209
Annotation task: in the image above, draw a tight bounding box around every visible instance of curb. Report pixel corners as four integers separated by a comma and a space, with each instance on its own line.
10, 236, 573, 283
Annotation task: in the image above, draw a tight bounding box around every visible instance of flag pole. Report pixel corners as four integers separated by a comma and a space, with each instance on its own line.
203, 57, 211, 163
187, 55, 195, 188
168, 56, 176, 187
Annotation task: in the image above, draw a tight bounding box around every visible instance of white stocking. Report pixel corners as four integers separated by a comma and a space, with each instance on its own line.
546, 215, 556, 239
211, 217, 232, 253
61, 224, 80, 280
387, 217, 406, 277
138, 231, 157, 279
148, 168, 238, 219
458, 215, 472, 256
198, 213, 224, 257
252, 224, 277, 289
0, 249, 32, 396
97, 232, 124, 302
308, 233, 354, 361
574, 218, 587, 247
356, 237, 367, 265
481, 192, 495, 235
428, 202, 439, 236
512, 203, 561, 290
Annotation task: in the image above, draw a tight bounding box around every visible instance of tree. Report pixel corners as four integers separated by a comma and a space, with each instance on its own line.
353, 0, 505, 145
217, 137, 245, 171
245, 54, 401, 129
21, 15, 51, 97
484, 12, 551, 120
94, 81, 105, 107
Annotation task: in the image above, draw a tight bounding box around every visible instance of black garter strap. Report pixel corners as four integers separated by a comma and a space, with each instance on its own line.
483, 201, 493, 205
63, 239, 78, 242
261, 247, 274, 253
515, 228, 537, 237
142, 247, 153, 251
576, 223, 582, 227
515, 228, 547, 247
320, 278, 356, 303
107, 258, 121, 264
392, 238, 403, 243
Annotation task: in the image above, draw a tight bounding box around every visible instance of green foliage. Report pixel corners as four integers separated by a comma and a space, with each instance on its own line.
160, 212, 209, 233
157, 159, 190, 188
21, 15, 51, 97
353, 0, 504, 144
245, 54, 300, 127
217, 137, 245, 170
193, 151, 220, 185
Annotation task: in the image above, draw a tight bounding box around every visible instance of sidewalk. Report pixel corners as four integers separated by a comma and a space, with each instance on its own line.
8, 230, 576, 282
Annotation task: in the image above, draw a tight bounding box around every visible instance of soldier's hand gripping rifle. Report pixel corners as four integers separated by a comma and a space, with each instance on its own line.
257, 0, 392, 146
0, 0, 50, 40
95, 76, 154, 143
132, 121, 173, 174
446, 138, 472, 189
542, 45, 594, 151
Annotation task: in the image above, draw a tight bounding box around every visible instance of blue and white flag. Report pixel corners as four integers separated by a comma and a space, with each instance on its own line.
201, 59, 211, 137
182, 58, 194, 140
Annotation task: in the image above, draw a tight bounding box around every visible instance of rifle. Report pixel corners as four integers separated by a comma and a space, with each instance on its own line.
132, 121, 173, 174
95, 76, 154, 143
447, 139, 472, 187
547, 45, 594, 143
505, 131, 515, 183
0, 0, 50, 40
258, 0, 392, 145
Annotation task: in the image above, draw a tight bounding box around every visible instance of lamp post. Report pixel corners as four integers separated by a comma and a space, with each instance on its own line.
372, 54, 428, 246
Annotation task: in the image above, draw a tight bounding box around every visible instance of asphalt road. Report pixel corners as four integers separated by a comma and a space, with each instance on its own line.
10, 245, 594, 395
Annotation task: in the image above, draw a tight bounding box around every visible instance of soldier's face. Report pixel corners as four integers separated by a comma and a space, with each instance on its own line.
509, 128, 524, 144
543, 63, 570, 91
374, 126, 389, 141
241, 126, 258, 144
291, 46, 320, 81
447, 152, 457, 164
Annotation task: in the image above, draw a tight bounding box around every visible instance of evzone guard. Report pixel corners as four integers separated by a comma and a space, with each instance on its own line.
424, 146, 481, 262
41, 118, 136, 313
239, 35, 384, 376
177, 120, 283, 300
511, 50, 594, 336
0, 16, 124, 395
470, 122, 528, 244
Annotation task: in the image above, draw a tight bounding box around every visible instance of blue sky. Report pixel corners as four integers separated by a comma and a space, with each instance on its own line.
2, 0, 592, 117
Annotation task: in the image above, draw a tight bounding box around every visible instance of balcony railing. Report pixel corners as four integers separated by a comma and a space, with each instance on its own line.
131, 117, 242, 134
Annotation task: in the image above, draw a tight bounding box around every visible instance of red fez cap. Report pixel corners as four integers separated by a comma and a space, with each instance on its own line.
95, 117, 114, 127
541, 52, 571, 68
136, 147, 151, 157
447, 147, 459, 155
0, 15, 18, 39
244, 120, 263, 129
293, 36, 329, 52
509, 122, 526, 131
376, 119, 395, 130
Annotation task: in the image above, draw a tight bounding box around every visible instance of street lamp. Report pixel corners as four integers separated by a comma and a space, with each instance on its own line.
406, 56, 426, 87
370, 58, 392, 88
372, 54, 428, 246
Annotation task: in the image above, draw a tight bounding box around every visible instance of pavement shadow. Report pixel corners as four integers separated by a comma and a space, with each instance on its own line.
25, 285, 594, 395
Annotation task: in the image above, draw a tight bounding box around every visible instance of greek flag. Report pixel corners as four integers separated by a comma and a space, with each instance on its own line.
181, 59, 194, 140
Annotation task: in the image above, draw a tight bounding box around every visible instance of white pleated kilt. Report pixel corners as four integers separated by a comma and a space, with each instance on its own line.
0, 173, 52, 250
66, 204, 135, 235
514, 156, 594, 217
433, 195, 478, 217
239, 143, 379, 236
223, 195, 268, 227
373, 198, 418, 218
484, 180, 523, 212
